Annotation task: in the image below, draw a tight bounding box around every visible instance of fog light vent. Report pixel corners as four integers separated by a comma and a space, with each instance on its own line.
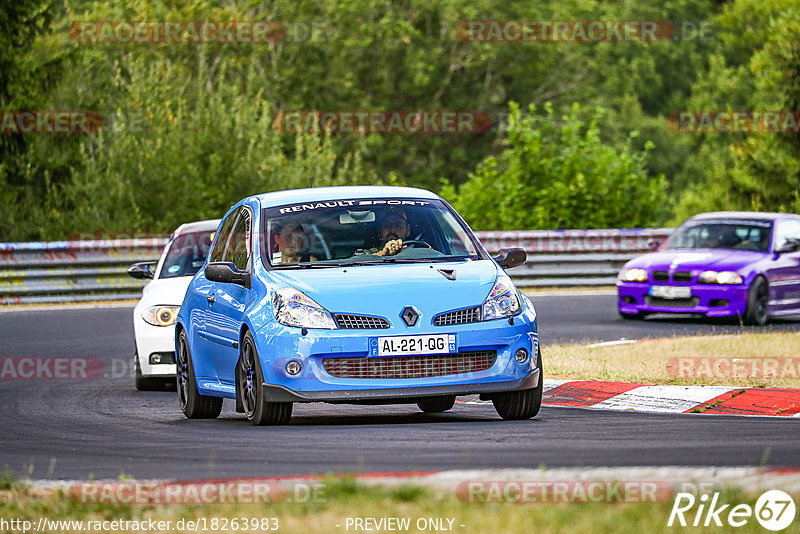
515, 349, 529, 363
286, 360, 302, 375
149, 352, 176, 365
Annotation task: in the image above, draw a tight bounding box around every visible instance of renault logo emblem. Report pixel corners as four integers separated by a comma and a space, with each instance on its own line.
401, 307, 419, 327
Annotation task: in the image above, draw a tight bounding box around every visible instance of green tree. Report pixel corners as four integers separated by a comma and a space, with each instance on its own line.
673, 0, 800, 221
441, 102, 667, 230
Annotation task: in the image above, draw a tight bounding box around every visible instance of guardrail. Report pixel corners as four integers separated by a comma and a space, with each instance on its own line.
0, 239, 167, 305
0, 228, 672, 304
476, 228, 672, 287
474, 229, 672, 287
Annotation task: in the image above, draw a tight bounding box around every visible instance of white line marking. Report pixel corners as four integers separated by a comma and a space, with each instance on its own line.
585, 339, 638, 348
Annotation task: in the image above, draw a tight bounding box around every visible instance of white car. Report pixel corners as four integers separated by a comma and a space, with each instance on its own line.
127, 219, 220, 390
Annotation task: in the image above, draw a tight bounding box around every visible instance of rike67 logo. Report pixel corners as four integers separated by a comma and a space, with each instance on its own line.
668, 490, 796, 531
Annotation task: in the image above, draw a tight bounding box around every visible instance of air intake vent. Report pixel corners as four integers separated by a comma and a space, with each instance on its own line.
333, 314, 390, 329
322, 351, 497, 379
432, 306, 481, 326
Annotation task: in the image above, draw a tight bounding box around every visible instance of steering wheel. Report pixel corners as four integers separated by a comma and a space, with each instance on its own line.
401, 239, 432, 249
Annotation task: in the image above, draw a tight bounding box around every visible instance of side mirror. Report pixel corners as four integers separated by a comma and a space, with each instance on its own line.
493, 248, 527, 269
205, 262, 251, 288
775, 239, 800, 254
647, 239, 662, 251
127, 261, 157, 279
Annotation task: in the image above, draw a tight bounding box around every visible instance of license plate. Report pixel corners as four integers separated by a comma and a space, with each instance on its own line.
649, 285, 692, 299
370, 334, 457, 357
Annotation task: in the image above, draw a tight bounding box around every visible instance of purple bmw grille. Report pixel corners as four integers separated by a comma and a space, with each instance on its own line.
322, 351, 497, 379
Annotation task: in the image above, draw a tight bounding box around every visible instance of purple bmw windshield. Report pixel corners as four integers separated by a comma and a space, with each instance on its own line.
666, 220, 772, 253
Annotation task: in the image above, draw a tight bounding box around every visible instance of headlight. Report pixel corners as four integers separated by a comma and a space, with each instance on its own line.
273, 287, 336, 329
482, 275, 522, 321
620, 268, 648, 282
142, 305, 180, 327
698, 271, 743, 284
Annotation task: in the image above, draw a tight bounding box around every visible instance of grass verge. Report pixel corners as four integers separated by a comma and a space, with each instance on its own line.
545, 332, 800, 387
0, 477, 792, 534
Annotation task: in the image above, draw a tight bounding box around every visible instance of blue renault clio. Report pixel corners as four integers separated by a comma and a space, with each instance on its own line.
175, 186, 541, 425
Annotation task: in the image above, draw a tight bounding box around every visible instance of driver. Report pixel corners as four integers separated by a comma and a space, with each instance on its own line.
359, 208, 411, 256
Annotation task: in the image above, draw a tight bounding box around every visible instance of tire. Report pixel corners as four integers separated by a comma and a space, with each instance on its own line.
237, 331, 293, 426
176, 330, 223, 419
744, 276, 769, 326
134, 352, 173, 391
492, 349, 543, 420
417, 396, 456, 413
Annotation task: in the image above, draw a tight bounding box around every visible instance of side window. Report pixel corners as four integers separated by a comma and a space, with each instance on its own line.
224, 209, 251, 271
208, 212, 238, 263
774, 219, 800, 251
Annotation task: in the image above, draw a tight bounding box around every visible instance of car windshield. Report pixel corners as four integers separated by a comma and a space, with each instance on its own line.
159, 230, 214, 278
262, 198, 480, 268
666, 220, 772, 252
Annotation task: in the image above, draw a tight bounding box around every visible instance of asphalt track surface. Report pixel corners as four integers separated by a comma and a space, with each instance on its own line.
0, 294, 798, 480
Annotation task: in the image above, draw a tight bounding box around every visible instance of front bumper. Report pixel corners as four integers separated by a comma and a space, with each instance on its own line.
249, 307, 539, 402
617, 282, 748, 317
133, 319, 178, 377
263, 369, 539, 403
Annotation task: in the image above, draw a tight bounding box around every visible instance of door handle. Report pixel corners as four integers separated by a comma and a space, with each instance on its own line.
206, 296, 215, 304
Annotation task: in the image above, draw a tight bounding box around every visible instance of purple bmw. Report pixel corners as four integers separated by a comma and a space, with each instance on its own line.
617, 212, 800, 325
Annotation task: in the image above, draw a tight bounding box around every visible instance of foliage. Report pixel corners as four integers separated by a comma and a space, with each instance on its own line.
5, 0, 800, 239
673, 0, 800, 222
442, 102, 667, 230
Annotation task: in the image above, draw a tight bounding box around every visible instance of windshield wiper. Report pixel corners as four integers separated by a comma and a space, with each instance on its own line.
273, 262, 350, 269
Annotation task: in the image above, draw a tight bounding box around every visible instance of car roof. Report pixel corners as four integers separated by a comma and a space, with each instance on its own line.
688, 211, 795, 222
173, 219, 221, 234
253, 186, 440, 207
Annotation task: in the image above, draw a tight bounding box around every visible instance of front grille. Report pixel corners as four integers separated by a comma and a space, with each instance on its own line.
645, 296, 700, 308
322, 350, 497, 379
651, 271, 669, 282
333, 314, 390, 329
672, 271, 693, 283
432, 306, 481, 326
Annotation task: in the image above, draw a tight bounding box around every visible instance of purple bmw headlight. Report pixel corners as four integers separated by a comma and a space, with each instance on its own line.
698, 271, 743, 284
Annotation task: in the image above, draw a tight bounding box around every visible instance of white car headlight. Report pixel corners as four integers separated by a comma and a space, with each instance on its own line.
142, 305, 180, 327
482, 274, 522, 321
620, 268, 648, 282
698, 271, 743, 284
273, 287, 336, 329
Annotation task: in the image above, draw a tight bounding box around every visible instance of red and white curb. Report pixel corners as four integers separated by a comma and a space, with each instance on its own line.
540, 380, 800, 417
460, 379, 800, 416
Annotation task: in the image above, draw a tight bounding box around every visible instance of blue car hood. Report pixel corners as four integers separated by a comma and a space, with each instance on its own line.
268, 260, 500, 318
627, 250, 766, 272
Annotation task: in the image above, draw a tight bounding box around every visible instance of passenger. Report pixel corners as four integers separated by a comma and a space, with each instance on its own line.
278, 223, 318, 264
